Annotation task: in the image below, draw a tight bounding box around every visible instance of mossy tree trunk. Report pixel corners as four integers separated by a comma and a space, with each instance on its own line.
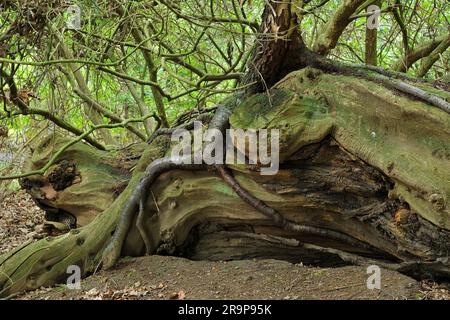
1, 67, 449, 297
1, 0, 450, 298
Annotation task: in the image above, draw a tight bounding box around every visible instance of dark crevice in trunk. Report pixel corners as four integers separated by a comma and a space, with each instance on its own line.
150, 137, 449, 280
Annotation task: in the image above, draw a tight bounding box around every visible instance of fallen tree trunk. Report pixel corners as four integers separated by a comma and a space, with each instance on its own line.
1, 67, 449, 297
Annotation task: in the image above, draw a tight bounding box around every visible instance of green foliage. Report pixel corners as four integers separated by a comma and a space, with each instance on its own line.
0, 0, 448, 149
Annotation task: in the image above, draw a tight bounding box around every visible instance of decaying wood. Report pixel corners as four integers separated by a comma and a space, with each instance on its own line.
1, 68, 449, 298
19, 134, 145, 226
216, 165, 378, 253
101, 157, 205, 269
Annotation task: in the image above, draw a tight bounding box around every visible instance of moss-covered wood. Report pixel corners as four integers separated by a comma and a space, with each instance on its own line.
19, 135, 147, 226
1, 69, 449, 298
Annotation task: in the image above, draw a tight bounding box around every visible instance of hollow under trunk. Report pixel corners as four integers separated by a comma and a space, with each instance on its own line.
1, 67, 449, 297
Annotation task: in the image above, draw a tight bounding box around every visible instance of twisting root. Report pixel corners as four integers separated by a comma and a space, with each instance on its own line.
172, 106, 218, 127
207, 102, 379, 253
102, 103, 234, 269
349, 64, 428, 83
216, 165, 377, 253
103, 91, 384, 269
101, 156, 205, 269
389, 81, 450, 113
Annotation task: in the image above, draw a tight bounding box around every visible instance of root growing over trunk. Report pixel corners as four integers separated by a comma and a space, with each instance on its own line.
1, 67, 449, 298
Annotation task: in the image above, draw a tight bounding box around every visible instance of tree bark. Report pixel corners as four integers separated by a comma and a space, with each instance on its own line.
2, 67, 449, 297
364, 1, 379, 66
242, 0, 314, 93
416, 34, 450, 78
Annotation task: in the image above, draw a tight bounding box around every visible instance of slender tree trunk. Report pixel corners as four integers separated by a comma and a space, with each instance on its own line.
53, 30, 115, 145
365, 1, 379, 66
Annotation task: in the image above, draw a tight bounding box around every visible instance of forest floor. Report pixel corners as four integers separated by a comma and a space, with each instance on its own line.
15, 255, 446, 300
2, 191, 450, 300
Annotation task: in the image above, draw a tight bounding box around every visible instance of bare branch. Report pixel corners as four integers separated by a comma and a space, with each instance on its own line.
313, 0, 366, 55
393, 35, 447, 72
0, 115, 155, 181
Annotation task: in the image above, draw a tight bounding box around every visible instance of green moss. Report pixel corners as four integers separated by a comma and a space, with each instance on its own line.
231, 68, 450, 230
231, 86, 334, 161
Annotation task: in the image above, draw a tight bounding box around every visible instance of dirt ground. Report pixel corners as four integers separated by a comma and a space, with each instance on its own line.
1, 191, 450, 300
15, 255, 427, 300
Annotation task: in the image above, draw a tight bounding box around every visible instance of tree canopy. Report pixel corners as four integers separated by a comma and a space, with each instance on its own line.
0, 0, 448, 154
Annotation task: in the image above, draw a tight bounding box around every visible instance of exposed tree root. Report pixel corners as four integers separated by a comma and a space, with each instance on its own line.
186, 228, 450, 280
2, 68, 448, 297
146, 113, 213, 145
348, 63, 430, 84
216, 165, 379, 253
101, 157, 205, 269
136, 195, 152, 254
103, 101, 237, 268
302, 243, 450, 280
103, 93, 403, 271
103, 74, 449, 271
